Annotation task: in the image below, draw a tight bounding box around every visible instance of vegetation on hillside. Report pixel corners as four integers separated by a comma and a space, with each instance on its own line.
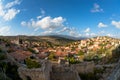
25, 58, 41, 69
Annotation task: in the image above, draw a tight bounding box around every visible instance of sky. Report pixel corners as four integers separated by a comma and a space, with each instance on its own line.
0, 0, 120, 38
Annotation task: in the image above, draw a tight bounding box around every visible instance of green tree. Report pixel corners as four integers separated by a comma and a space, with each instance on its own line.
25, 58, 41, 69
0, 47, 3, 53
48, 52, 56, 60
28, 48, 38, 54
78, 50, 84, 56
65, 55, 79, 64
0, 53, 6, 60
0, 62, 8, 80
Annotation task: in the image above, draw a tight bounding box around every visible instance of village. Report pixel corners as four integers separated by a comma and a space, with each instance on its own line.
0, 36, 120, 80
6, 36, 120, 63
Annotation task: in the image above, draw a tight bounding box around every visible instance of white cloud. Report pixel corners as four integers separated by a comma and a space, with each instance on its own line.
0, 0, 20, 21
90, 33, 96, 36
21, 16, 66, 30
91, 3, 103, 13
98, 22, 107, 28
41, 30, 53, 35
99, 30, 105, 34
21, 21, 26, 26
84, 28, 90, 33
37, 16, 42, 20
5, 0, 21, 9
21, 8, 82, 37
3, 8, 20, 21
40, 8, 45, 16
58, 27, 71, 33
34, 28, 39, 31
84, 32, 97, 37
0, 26, 11, 35
111, 20, 120, 28
37, 8, 45, 20
69, 30, 76, 36
106, 33, 115, 37
56, 27, 81, 37
0, 3, 4, 16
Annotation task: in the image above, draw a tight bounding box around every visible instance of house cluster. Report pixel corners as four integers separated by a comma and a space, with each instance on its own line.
77, 36, 120, 55
1, 36, 120, 64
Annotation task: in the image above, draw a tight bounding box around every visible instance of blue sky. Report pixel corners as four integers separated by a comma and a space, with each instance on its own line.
0, 0, 120, 38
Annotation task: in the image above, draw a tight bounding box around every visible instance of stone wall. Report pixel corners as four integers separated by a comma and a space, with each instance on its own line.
107, 60, 120, 80
18, 60, 96, 80
18, 60, 51, 80
72, 61, 95, 74
50, 65, 81, 80
12, 53, 120, 80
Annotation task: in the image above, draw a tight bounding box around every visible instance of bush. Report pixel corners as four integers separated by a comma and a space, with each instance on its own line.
0, 47, 3, 53
25, 58, 41, 69
93, 55, 101, 61
78, 50, 84, 56
84, 56, 93, 61
48, 52, 56, 60
5, 43, 11, 47
69, 57, 79, 64
0, 53, 6, 60
65, 56, 79, 64
0, 73, 12, 80
0, 62, 22, 80
28, 48, 38, 54
79, 72, 100, 80
28, 48, 35, 53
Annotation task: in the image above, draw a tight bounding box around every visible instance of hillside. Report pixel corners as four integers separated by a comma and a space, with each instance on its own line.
67, 36, 120, 64
0, 35, 77, 46
1, 36, 120, 80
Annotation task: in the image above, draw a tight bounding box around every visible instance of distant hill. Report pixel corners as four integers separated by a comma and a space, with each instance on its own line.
0, 35, 85, 46
50, 35, 86, 40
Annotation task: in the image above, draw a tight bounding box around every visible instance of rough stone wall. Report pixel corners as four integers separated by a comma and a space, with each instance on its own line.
73, 61, 95, 74
50, 65, 81, 80
18, 60, 51, 80
51, 72, 80, 80
107, 61, 120, 80
14, 54, 120, 80
18, 61, 96, 80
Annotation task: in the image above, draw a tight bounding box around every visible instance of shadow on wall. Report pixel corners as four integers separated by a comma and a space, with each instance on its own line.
26, 76, 31, 80
100, 45, 120, 64
112, 45, 120, 62
107, 45, 120, 80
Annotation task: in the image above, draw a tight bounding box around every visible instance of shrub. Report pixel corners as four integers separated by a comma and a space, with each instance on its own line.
78, 50, 84, 56
25, 58, 41, 69
28, 48, 38, 54
65, 56, 79, 64
28, 48, 35, 53
0, 47, 3, 53
79, 72, 100, 80
0, 73, 12, 80
0, 53, 6, 60
48, 52, 56, 60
